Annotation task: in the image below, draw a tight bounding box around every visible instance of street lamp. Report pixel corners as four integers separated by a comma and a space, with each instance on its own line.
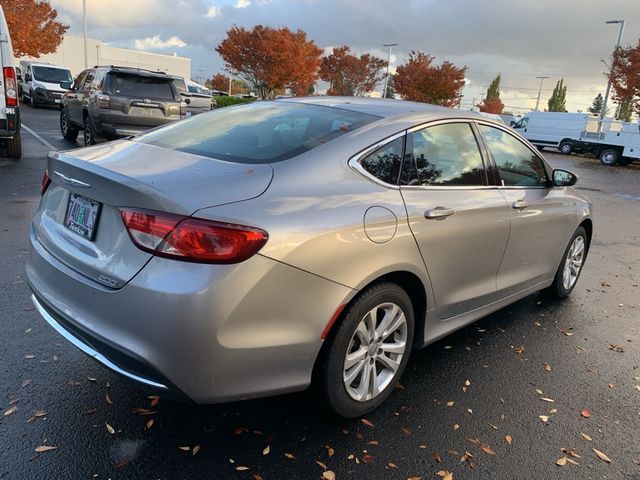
382, 43, 397, 99
534, 76, 549, 112
82, 0, 88, 69
601, 19, 625, 123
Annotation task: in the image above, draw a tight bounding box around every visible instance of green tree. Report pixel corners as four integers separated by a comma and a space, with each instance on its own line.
587, 93, 604, 115
478, 74, 504, 113
614, 97, 633, 122
548, 79, 568, 112
385, 75, 396, 98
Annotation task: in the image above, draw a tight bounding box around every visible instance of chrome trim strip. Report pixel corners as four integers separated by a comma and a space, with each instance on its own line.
31, 294, 168, 390
51, 171, 91, 188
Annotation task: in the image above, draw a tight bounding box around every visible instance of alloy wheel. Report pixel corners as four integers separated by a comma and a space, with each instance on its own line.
343, 302, 407, 402
562, 236, 585, 290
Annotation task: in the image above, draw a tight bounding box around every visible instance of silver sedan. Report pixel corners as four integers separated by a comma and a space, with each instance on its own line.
27, 97, 592, 417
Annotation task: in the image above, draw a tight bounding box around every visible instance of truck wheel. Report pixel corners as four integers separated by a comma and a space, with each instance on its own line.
599, 149, 619, 166
559, 140, 573, 155
83, 115, 97, 146
60, 110, 79, 141
5, 133, 22, 160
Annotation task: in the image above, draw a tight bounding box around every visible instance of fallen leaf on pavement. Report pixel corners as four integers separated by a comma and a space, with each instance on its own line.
561, 448, 581, 459
433, 452, 441, 463
284, 452, 295, 460
106, 423, 115, 434
322, 472, 336, 480
367, 440, 379, 446
360, 418, 374, 427
481, 445, 496, 456
235, 466, 249, 471
105, 393, 113, 405
262, 446, 270, 455
608, 344, 624, 353
178, 446, 190, 451
361, 454, 374, 463
35, 446, 58, 453
539, 415, 550, 423
580, 432, 592, 441
146, 419, 154, 429
540, 397, 555, 403
3, 406, 17, 417
581, 409, 591, 418
556, 457, 567, 466
543, 363, 551, 371
436, 471, 453, 480
505, 435, 512, 445
192, 445, 200, 456
515, 345, 525, 354
593, 448, 611, 463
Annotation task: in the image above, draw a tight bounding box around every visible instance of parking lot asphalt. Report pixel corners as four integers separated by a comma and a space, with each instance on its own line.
1, 105, 639, 480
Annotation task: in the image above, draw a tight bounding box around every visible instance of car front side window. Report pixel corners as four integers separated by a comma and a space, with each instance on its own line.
478, 124, 548, 187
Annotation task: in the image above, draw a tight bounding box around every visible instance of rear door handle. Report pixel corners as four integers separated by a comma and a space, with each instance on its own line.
424, 207, 455, 220
512, 200, 529, 210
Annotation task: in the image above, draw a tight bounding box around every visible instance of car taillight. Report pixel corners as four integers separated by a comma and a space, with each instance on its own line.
120, 208, 268, 264
40, 170, 51, 195
97, 93, 110, 109
3, 67, 18, 107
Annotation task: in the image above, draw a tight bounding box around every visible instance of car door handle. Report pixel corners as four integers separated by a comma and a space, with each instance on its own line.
424, 207, 455, 220
512, 200, 529, 210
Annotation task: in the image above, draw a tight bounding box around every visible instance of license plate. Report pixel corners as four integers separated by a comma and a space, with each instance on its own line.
64, 193, 101, 240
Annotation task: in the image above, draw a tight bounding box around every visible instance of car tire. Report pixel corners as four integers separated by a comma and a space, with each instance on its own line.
318, 282, 414, 418
599, 148, 619, 166
83, 115, 96, 146
559, 140, 573, 155
60, 110, 79, 141
546, 226, 588, 299
5, 133, 22, 160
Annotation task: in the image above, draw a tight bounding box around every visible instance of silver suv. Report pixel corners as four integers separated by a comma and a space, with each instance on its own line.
59, 66, 182, 145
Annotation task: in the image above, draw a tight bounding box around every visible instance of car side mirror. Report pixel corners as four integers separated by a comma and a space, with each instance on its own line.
60, 81, 72, 90
25, 73, 32, 82
553, 169, 578, 187
510, 120, 516, 127
184, 98, 191, 105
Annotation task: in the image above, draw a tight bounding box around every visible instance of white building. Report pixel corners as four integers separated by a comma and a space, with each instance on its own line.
15, 35, 191, 79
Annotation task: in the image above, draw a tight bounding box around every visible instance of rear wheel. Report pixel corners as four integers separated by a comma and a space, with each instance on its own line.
83, 115, 96, 146
559, 140, 573, 155
60, 110, 79, 141
318, 282, 414, 417
599, 148, 619, 166
5, 133, 22, 160
546, 226, 587, 299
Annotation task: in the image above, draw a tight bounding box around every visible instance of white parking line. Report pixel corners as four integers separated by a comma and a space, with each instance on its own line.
21, 124, 58, 151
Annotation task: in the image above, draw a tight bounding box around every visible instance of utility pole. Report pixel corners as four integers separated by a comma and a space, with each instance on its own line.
228, 76, 232, 96
601, 19, 626, 124
83, 0, 88, 69
534, 76, 549, 111
382, 43, 398, 98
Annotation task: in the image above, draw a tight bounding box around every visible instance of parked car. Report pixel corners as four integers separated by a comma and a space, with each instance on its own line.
511, 112, 596, 154
15, 66, 23, 98
28, 98, 592, 417
59, 65, 183, 145
171, 77, 215, 116
19, 60, 72, 108
0, 5, 21, 159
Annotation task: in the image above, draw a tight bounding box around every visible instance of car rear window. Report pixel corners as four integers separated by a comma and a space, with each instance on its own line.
135, 102, 379, 164
109, 74, 176, 100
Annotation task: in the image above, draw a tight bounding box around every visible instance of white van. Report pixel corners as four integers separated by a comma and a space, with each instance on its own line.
0, 5, 20, 159
511, 112, 595, 154
19, 60, 72, 108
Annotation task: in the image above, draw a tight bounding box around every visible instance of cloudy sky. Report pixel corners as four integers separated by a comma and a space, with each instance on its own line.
51, 0, 640, 113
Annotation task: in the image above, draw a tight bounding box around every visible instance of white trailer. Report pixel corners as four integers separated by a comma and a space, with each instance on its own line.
580, 118, 640, 166
511, 112, 596, 154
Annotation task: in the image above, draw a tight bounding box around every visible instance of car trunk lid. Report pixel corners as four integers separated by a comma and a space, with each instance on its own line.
32, 140, 273, 288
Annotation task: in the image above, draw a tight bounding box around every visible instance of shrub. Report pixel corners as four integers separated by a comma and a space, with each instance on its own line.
214, 96, 256, 108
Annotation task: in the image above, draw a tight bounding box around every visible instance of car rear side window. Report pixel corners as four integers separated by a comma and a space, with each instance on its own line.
406, 123, 486, 186
136, 102, 378, 164
478, 125, 548, 187
109, 74, 176, 100
359, 137, 403, 185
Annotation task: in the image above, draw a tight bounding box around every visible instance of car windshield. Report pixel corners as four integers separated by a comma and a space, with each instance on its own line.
136, 102, 379, 164
32, 66, 73, 84
172, 78, 188, 93
188, 85, 211, 96
109, 74, 176, 99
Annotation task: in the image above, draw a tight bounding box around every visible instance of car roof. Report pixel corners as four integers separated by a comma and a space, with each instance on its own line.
276, 96, 486, 122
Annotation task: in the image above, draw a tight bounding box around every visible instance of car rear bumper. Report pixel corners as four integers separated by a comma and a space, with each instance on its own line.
26, 224, 354, 403
0, 108, 21, 137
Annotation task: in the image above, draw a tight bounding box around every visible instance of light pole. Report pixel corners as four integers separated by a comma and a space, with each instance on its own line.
82, 0, 88, 69
382, 43, 397, 99
601, 19, 626, 122
534, 76, 549, 111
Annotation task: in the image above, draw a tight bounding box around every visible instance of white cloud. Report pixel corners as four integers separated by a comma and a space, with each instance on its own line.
206, 6, 221, 17
134, 36, 187, 50
235, 0, 251, 8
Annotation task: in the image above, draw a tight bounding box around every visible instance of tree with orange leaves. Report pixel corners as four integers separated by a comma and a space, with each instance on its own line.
0, 0, 67, 58
216, 25, 322, 99
209, 73, 230, 92
394, 51, 467, 107
320, 45, 387, 96
478, 74, 504, 114
608, 39, 640, 117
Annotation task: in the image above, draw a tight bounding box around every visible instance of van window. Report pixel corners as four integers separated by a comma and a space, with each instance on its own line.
32, 66, 73, 84
513, 117, 529, 129
136, 101, 378, 164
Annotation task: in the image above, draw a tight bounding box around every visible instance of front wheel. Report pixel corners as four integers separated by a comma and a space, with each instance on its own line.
60, 110, 79, 141
318, 282, 414, 417
546, 226, 588, 299
599, 148, 619, 166
559, 140, 573, 155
